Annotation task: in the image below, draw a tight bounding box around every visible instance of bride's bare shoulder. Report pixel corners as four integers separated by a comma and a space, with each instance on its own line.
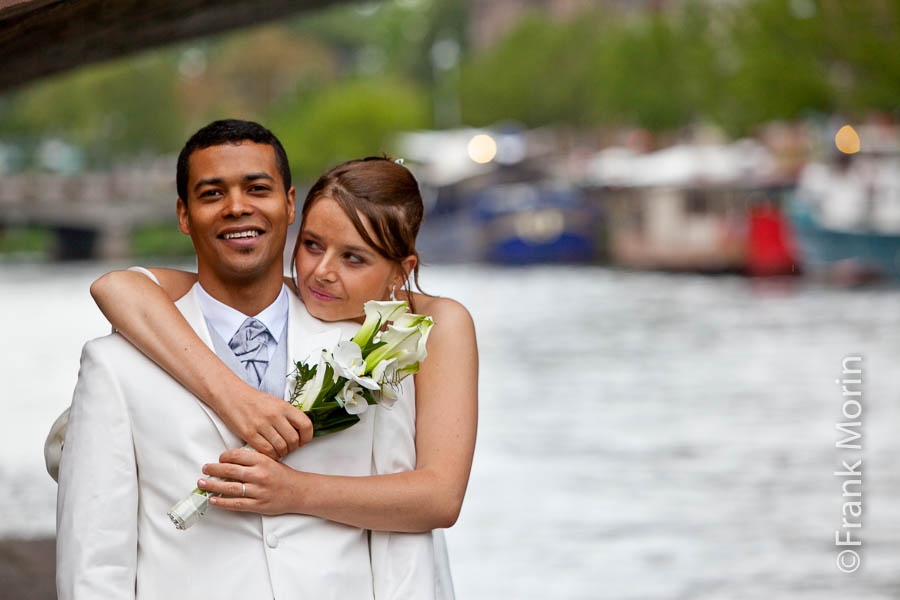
140, 268, 197, 300
411, 293, 475, 333
408, 294, 477, 370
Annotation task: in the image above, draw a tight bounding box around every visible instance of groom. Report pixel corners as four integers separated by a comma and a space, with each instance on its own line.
56, 120, 376, 599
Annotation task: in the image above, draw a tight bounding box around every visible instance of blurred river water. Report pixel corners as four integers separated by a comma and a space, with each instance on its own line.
2, 262, 900, 599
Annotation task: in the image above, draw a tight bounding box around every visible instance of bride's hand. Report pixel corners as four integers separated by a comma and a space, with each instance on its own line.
217, 388, 313, 459
199, 448, 305, 516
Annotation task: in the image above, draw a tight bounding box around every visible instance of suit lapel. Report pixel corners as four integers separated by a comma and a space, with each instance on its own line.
175, 285, 242, 449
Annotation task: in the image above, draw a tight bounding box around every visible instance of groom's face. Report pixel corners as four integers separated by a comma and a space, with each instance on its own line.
177, 141, 296, 287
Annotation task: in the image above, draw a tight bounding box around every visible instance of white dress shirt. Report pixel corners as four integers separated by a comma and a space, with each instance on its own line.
194, 283, 288, 359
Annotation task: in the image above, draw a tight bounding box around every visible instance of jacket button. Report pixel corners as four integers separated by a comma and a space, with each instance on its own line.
266, 533, 279, 548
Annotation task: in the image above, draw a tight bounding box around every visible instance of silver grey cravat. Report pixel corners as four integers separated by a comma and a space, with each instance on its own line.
228, 317, 273, 388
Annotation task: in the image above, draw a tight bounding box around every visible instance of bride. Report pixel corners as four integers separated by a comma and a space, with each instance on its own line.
65, 155, 477, 598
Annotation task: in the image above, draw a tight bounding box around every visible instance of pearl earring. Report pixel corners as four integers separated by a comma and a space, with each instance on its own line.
390, 284, 397, 301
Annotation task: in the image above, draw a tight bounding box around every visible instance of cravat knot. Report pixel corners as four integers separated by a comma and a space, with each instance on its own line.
228, 317, 273, 388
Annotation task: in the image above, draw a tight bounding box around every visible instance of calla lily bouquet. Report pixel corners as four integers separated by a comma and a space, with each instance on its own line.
168, 299, 434, 530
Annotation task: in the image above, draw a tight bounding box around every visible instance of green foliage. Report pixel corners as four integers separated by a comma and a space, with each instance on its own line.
588, 10, 718, 131
460, 13, 596, 127
460, 0, 900, 135
289, 359, 318, 404
1, 0, 898, 170
459, 7, 724, 130
292, 0, 467, 83
268, 78, 431, 180
819, 0, 900, 113
130, 222, 195, 257
0, 226, 51, 255
708, 0, 835, 135
0, 52, 187, 166
0, 2, 441, 174
304, 402, 360, 437
177, 26, 339, 128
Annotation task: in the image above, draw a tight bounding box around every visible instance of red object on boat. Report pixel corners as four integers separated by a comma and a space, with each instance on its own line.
747, 203, 800, 276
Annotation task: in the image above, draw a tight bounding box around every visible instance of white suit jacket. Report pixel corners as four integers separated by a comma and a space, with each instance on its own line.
56, 285, 376, 599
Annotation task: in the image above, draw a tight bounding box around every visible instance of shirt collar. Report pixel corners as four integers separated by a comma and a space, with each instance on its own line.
194, 282, 289, 344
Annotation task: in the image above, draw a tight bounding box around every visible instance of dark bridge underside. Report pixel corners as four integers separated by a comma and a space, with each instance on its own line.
0, 0, 346, 92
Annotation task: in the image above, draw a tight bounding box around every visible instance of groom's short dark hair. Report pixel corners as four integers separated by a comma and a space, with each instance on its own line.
176, 119, 292, 202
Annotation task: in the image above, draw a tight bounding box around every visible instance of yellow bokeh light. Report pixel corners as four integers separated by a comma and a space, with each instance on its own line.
468, 134, 497, 164
835, 125, 860, 154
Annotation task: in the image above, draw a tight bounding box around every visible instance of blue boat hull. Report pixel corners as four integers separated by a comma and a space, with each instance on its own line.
789, 200, 900, 279
486, 232, 595, 264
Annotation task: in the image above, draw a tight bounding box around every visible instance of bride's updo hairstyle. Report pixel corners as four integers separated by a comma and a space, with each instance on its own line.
291, 157, 426, 301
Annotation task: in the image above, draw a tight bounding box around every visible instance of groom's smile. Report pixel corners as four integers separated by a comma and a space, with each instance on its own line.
218, 224, 266, 250
177, 141, 296, 302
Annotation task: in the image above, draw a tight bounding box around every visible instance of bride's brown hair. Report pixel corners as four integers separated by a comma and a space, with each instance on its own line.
291, 157, 426, 305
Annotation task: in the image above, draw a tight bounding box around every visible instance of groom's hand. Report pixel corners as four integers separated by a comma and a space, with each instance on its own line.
220, 389, 313, 459
199, 449, 303, 515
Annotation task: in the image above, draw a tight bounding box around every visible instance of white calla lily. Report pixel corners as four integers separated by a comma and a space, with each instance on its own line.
351, 300, 408, 348
396, 314, 434, 367
296, 351, 329, 411
391, 312, 427, 329
372, 358, 402, 409
366, 313, 434, 369
372, 356, 398, 383
339, 381, 368, 415
364, 324, 418, 371
326, 340, 380, 390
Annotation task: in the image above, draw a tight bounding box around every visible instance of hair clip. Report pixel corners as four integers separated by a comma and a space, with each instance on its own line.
393, 157, 405, 165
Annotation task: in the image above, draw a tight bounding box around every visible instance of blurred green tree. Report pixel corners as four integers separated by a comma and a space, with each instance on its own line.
459, 13, 594, 127
587, 8, 719, 131
1, 0, 898, 171
819, 0, 900, 114
459, 0, 899, 135
176, 27, 338, 129
459, 7, 722, 132
267, 77, 430, 181
710, 0, 835, 135
0, 52, 186, 167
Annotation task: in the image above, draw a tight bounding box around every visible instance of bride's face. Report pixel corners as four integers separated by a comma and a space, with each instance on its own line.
295, 196, 402, 323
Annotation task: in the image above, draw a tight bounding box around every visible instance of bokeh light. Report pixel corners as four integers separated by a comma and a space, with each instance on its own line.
467, 134, 497, 164
835, 125, 860, 154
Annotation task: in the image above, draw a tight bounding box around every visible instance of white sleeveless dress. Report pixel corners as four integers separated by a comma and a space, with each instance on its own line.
369, 374, 456, 600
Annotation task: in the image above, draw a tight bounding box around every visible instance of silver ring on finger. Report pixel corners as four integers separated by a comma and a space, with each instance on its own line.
241, 483, 246, 498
